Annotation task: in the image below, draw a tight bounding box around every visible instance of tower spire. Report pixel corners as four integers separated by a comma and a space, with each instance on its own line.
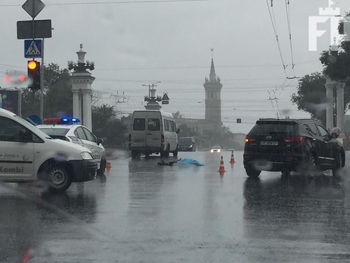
210, 58, 216, 81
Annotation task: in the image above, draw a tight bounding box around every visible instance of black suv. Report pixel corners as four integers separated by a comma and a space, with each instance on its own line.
243, 118, 345, 178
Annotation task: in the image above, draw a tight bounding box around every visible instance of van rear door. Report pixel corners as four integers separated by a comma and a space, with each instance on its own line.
146, 111, 162, 148
132, 113, 147, 148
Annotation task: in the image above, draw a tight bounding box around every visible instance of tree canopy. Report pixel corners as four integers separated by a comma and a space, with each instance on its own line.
92, 104, 128, 148
21, 64, 128, 148
21, 63, 72, 118
292, 14, 350, 125
319, 13, 350, 81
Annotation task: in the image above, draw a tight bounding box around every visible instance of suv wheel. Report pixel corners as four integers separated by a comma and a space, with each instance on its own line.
245, 167, 261, 178
332, 152, 343, 176
97, 157, 106, 176
305, 153, 317, 177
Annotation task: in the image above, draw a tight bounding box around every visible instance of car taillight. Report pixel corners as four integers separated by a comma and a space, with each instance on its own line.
284, 136, 305, 143
245, 136, 256, 143
161, 134, 164, 142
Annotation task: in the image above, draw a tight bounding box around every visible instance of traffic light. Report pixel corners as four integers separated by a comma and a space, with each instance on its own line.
27, 60, 40, 90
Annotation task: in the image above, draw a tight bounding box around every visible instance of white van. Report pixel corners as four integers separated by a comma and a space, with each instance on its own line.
0, 108, 97, 192
129, 110, 179, 158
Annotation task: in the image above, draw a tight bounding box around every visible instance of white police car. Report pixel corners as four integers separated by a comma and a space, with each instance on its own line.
0, 108, 97, 192
37, 117, 106, 175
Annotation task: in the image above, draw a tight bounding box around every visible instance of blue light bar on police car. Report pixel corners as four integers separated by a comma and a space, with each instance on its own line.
43, 117, 80, 124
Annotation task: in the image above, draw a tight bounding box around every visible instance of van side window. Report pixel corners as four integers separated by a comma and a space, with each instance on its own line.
169, 121, 175, 132
133, 118, 145, 131
0, 117, 31, 142
148, 118, 160, 131
317, 125, 329, 137
164, 119, 170, 131
74, 127, 87, 140
83, 127, 97, 143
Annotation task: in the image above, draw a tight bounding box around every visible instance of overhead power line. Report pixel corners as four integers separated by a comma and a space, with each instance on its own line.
0, 0, 208, 7
284, 0, 296, 78
265, 0, 288, 78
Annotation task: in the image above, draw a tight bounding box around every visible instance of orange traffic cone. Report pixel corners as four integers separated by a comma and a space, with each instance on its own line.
218, 156, 226, 173
106, 161, 111, 174
229, 150, 235, 164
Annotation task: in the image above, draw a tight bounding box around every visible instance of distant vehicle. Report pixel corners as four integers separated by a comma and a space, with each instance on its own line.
178, 137, 196, 151
210, 145, 221, 153
0, 108, 97, 192
37, 117, 106, 176
243, 118, 345, 178
129, 110, 179, 158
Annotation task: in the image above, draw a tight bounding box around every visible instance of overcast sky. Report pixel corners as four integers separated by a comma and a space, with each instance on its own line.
1, 0, 350, 133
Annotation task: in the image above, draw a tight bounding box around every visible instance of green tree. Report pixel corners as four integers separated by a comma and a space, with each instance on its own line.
291, 72, 350, 126
319, 13, 350, 81
291, 72, 327, 124
21, 63, 72, 118
92, 104, 128, 148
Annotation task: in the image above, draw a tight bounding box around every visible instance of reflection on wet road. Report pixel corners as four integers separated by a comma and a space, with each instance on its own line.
1, 150, 350, 262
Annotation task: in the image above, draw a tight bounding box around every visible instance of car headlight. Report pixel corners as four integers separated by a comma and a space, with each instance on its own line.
218, 149, 221, 153
211, 149, 214, 152
189, 145, 193, 148
81, 152, 93, 160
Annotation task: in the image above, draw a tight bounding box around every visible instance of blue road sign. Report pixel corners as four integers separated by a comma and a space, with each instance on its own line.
27, 114, 42, 125
24, 39, 42, 58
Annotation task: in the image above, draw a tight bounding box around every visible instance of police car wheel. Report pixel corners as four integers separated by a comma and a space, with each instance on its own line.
47, 166, 72, 192
98, 158, 106, 175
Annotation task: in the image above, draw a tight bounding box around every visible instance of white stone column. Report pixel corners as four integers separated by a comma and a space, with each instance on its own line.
325, 77, 335, 130
336, 82, 345, 132
70, 74, 95, 128
72, 91, 81, 120
82, 90, 92, 130
69, 44, 95, 129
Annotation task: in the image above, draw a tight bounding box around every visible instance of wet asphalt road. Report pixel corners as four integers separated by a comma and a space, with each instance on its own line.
1, 150, 350, 263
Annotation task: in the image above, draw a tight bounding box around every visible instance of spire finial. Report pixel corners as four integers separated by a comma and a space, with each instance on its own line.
210, 48, 214, 59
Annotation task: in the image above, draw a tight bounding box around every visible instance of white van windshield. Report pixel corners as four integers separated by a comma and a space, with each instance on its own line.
14, 115, 52, 139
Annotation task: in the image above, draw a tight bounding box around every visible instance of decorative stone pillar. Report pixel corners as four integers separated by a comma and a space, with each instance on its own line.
68, 44, 95, 130
72, 90, 81, 120
82, 89, 92, 129
325, 76, 335, 130
336, 82, 345, 133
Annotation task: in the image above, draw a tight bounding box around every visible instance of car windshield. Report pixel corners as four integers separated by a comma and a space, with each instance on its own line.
13, 115, 52, 139
38, 127, 70, 136
179, 138, 193, 144
2, 1, 350, 262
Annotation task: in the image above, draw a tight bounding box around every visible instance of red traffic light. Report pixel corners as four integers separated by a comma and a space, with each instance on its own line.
19, 74, 26, 82
3, 74, 11, 83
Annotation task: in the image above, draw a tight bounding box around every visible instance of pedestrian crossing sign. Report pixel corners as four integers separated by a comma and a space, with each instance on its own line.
24, 39, 42, 58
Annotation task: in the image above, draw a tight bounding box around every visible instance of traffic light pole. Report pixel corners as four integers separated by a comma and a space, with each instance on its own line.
40, 38, 44, 119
